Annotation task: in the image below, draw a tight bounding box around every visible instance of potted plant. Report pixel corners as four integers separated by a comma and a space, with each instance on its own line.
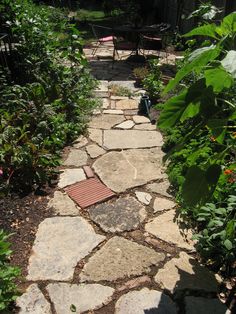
133, 67, 149, 87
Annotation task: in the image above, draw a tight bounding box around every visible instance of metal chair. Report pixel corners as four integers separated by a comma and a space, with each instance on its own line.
90, 24, 114, 56
112, 36, 137, 61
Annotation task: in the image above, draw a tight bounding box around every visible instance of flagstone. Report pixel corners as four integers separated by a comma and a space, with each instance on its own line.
89, 114, 125, 129
47, 283, 114, 314
133, 115, 150, 124
153, 197, 176, 213
135, 191, 152, 205
80, 236, 165, 282
58, 169, 86, 189
103, 130, 163, 149
73, 135, 88, 148
63, 150, 88, 167
145, 210, 194, 250
88, 196, 146, 233
115, 288, 177, 314
17, 284, 52, 314
115, 99, 138, 110
47, 191, 79, 215
155, 252, 221, 293
88, 128, 103, 146
86, 144, 106, 158
134, 123, 157, 130
114, 120, 135, 129
27, 217, 105, 281
146, 180, 172, 198
103, 109, 124, 115
102, 98, 110, 109
93, 148, 165, 193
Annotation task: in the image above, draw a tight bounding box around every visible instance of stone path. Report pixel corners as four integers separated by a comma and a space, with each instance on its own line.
17, 46, 229, 313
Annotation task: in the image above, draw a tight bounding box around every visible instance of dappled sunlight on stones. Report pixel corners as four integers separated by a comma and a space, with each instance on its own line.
58, 169, 86, 189
47, 283, 114, 314
155, 252, 221, 293
115, 288, 177, 314
27, 217, 105, 281
114, 120, 135, 129
80, 236, 165, 282
93, 148, 165, 193
88, 196, 146, 233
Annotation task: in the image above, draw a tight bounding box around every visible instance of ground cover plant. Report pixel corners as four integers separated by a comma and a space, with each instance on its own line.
158, 12, 236, 277
0, 0, 98, 195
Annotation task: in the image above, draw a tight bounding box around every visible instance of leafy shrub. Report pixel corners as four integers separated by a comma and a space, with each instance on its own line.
143, 59, 163, 101
0, 1, 98, 194
0, 230, 20, 311
109, 84, 133, 97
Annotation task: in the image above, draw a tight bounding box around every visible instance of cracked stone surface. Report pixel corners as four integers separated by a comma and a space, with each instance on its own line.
185, 296, 229, 314
47, 283, 114, 314
115, 99, 138, 110
80, 236, 165, 282
16, 284, 52, 314
73, 135, 88, 148
146, 180, 172, 197
89, 114, 124, 129
155, 252, 221, 293
115, 288, 177, 314
86, 144, 106, 158
103, 130, 163, 149
135, 191, 152, 205
115, 120, 135, 129
134, 123, 157, 130
145, 210, 194, 250
47, 191, 79, 215
27, 217, 105, 281
58, 169, 86, 188
88, 196, 146, 232
133, 115, 150, 124
88, 128, 103, 146
63, 149, 88, 167
153, 197, 176, 213
93, 148, 165, 193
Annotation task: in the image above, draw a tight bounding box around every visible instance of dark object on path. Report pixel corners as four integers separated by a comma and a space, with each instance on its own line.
138, 94, 157, 124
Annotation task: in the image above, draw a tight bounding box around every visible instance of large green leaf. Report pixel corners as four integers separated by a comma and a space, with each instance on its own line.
164, 46, 220, 93
205, 66, 234, 92
182, 165, 221, 206
183, 24, 218, 39
207, 119, 228, 144
180, 103, 200, 122
221, 50, 236, 78
217, 12, 236, 35
158, 90, 188, 129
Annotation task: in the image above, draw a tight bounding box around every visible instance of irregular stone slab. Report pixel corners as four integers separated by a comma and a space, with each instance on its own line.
94, 80, 109, 97
89, 114, 124, 129
133, 115, 150, 124
117, 276, 151, 292
110, 96, 128, 100
88, 128, 103, 146
73, 135, 88, 148
27, 217, 105, 281
86, 144, 106, 158
93, 108, 102, 115
17, 284, 52, 314
115, 288, 177, 314
103, 130, 163, 149
134, 123, 156, 130
63, 150, 88, 167
47, 283, 114, 314
135, 191, 152, 205
153, 197, 176, 213
116, 99, 138, 110
146, 180, 172, 198
115, 120, 135, 129
145, 210, 194, 250
109, 80, 136, 91
58, 169, 86, 189
102, 98, 110, 109
93, 148, 165, 193
80, 236, 165, 282
47, 191, 79, 215
155, 252, 221, 293
103, 109, 124, 115
88, 196, 146, 233
185, 296, 229, 314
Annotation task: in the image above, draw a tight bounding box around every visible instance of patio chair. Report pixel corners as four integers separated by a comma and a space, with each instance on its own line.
90, 24, 114, 56
112, 36, 137, 61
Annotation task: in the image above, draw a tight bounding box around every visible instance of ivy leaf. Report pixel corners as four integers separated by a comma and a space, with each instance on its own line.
221, 50, 236, 78
158, 90, 188, 129
183, 24, 218, 39
164, 46, 220, 93
205, 66, 233, 93
224, 239, 233, 251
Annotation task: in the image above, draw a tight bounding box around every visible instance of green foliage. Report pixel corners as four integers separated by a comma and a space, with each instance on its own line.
0, 230, 20, 311
109, 84, 133, 98
0, 0, 98, 194
159, 12, 236, 274
143, 59, 163, 100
